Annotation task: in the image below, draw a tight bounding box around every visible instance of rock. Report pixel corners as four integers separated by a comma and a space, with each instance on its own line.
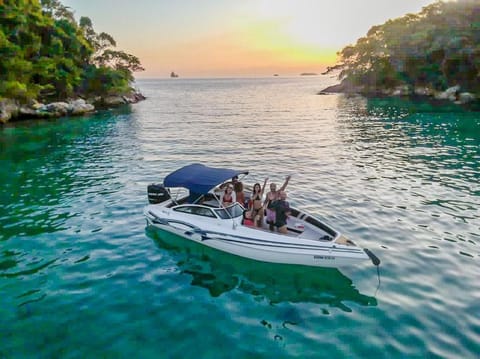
134, 92, 146, 101
319, 79, 362, 94
69, 99, 95, 115
414, 86, 433, 96
45, 102, 70, 116
19, 105, 38, 117
389, 85, 410, 96
435, 85, 460, 101
36, 104, 54, 117
104, 96, 127, 106
122, 91, 146, 104
70, 98, 86, 107
457, 92, 476, 104
30, 100, 45, 110
1, 89, 144, 123
319, 83, 343, 93
87, 96, 102, 105
18, 104, 51, 118
0, 99, 19, 123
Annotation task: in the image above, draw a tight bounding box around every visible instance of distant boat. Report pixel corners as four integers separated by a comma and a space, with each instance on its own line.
273, 74, 279, 76
300, 72, 318, 76
170, 71, 179, 78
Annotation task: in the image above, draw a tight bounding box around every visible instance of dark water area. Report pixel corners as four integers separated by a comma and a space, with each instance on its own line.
1, 77, 479, 358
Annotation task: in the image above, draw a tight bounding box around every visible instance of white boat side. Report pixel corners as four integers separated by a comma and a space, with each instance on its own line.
144, 199, 372, 268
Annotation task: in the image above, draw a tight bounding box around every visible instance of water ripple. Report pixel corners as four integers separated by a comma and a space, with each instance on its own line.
1, 77, 479, 358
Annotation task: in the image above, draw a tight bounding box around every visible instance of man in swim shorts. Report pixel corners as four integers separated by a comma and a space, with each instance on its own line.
265, 175, 291, 231
272, 191, 290, 234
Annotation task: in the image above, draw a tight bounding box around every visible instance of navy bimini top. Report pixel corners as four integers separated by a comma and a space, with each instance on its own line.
164, 163, 248, 195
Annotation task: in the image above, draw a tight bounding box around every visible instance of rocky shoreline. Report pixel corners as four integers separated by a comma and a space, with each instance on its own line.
0, 90, 146, 124
319, 79, 477, 106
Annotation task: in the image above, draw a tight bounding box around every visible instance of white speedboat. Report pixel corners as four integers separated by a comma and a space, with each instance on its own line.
144, 164, 380, 268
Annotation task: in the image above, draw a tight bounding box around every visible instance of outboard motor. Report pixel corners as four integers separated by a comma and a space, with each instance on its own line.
147, 184, 170, 204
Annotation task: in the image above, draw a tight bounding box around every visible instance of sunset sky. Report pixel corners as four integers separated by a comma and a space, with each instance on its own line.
62, 0, 435, 78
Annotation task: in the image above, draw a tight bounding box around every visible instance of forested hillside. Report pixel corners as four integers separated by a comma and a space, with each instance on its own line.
0, 0, 144, 122
328, 0, 479, 99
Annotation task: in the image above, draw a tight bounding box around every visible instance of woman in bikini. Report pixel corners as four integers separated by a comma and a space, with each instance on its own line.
264, 175, 291, 231
220, 184, 236, 207
249, 177, 268, 227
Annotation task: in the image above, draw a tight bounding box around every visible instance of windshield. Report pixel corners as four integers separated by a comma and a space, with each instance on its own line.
214, 203, 243, 219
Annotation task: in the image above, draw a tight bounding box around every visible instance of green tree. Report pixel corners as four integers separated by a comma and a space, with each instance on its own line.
331, 0, 480, 95
0, 0, 144, 103
77, 15, 144, 96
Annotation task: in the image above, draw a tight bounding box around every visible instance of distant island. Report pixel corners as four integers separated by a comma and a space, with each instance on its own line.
300, 73, 318, 76
321, 0, 479, 106
170, 72, 179, 78
0, 0, 145, 124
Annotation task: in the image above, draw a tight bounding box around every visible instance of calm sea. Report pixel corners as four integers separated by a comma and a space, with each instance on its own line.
1, 77, 479, 358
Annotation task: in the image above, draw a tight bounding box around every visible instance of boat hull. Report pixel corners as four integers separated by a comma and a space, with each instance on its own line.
145, 209, 369, 268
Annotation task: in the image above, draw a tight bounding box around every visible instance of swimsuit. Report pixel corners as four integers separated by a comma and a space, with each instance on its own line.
266, 208, 275, 223
243, 218, 254, 226
252, 193, 263, 208
251, 193, 263, 217
265, 193, 277, 223
272, 200, 290, 227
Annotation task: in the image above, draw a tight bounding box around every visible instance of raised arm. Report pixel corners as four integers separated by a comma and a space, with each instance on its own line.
279, 175, 291, 192
261, 177, 269, 195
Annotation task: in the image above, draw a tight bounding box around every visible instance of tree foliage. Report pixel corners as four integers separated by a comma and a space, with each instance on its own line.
333, 0, 480, 94
0, 0, 144, 102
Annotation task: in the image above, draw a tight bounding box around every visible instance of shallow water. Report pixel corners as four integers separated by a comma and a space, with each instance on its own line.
1, 77, 479, 358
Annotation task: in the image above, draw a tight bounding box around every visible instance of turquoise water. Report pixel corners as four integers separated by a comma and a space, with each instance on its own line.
1, 77, 479, 358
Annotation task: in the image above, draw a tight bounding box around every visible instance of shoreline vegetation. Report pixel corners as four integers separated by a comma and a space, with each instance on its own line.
0, 0, 145, 124
320, 0, 479, 109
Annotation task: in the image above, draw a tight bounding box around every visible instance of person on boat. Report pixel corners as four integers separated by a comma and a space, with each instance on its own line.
220, 184, 236, 207
232, 175, 240, 185
272, 191, 291, 234
242, 209, 255, 227
219, 175, 241, 190
265, 175, 291, 231
249, 177, 268, 227
234, 181, 246, 208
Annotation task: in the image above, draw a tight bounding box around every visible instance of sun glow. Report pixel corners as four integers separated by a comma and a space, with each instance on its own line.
137, 12, 338, 78
239, 20, 338, 68
63, 0, 436, 77
254, 0, 347, 47
230, 0, 345, 71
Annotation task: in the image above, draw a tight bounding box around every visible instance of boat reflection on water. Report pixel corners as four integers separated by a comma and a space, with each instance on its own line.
146, 228, 377, 311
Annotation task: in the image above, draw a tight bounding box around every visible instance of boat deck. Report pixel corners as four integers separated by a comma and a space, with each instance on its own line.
166, 195, 335, 242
